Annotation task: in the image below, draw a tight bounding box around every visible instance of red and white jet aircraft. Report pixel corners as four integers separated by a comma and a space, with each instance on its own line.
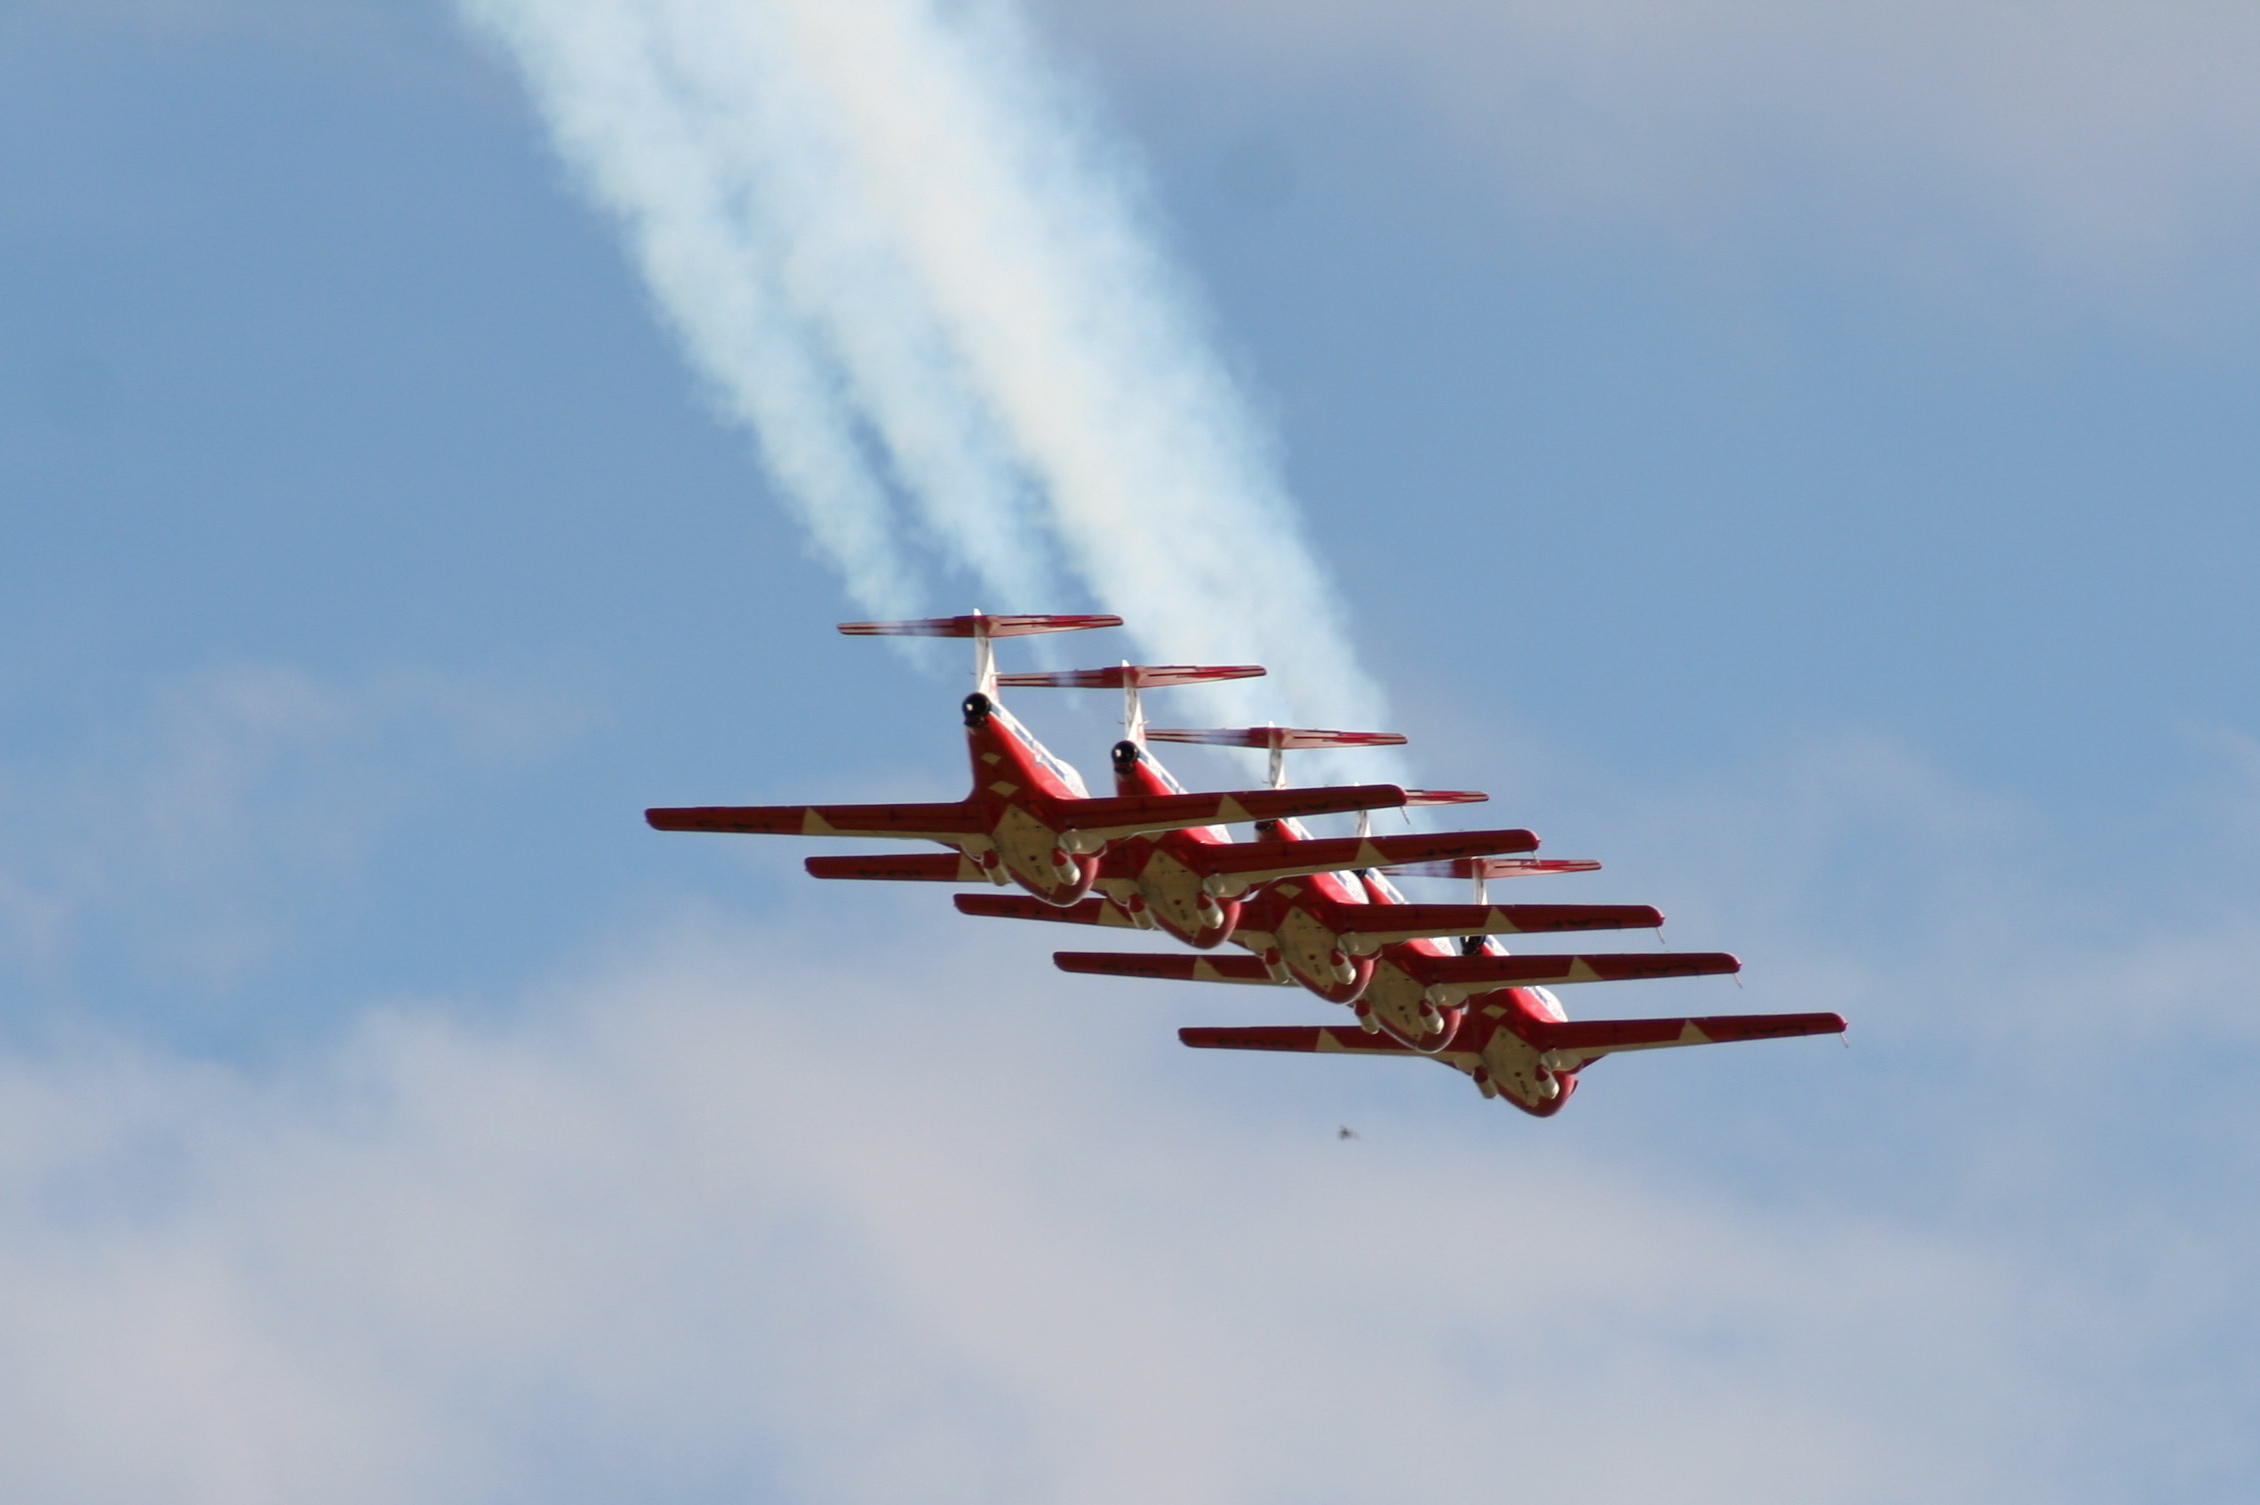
1039, 729, 1844, 1109
1180, 1000, 1846, 1117
644, 612, 1847, 1116
944, 676, 1548, 949
995, 721, 1679, 1025
645, 615, 1413, 907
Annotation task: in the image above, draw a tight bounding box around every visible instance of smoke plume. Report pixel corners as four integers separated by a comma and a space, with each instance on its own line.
461, 0, 1384, 728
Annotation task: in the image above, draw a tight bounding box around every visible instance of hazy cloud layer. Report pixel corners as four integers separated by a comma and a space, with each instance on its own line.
1055, 0, 2260, 308
0, 913, 2117, 1505
0, 725, 2255, 1501
0, 666, 582, 993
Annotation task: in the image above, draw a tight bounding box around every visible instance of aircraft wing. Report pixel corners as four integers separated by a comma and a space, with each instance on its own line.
954, 894, 1141, 928
1338, 902, 1663, 945
1526, 1011, 1846, 1068
1194, 828, 1540, 885
1054, 784, 1407, 841
805, 853, 989, 881
1392, 951, 1741, 986
1178, 1025, 1468, 1061
1177, 1012, 1844, 1067
646, 802, 988, 841
1054, 951, 1285, 984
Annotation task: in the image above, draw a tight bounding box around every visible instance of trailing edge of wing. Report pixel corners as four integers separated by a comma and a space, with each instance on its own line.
647, 802, 988, 841
1055, 951, 1284, 985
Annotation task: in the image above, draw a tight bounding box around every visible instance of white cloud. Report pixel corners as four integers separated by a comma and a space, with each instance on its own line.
0, 898, 2211, 1504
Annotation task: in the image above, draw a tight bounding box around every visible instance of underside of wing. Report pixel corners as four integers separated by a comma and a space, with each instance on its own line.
1197, 828, 1541, 885
1179, 1024, 1480, 1063
955, 893, 1139, 927
646, 801, 986, 841
1529, 1011, 1845, 1069
1404, 951, 1741, 987
806, 852, 988, 881
1340, 902, 1664, 944
1057, 784, 1408, 840
1054, 951, 1284, 984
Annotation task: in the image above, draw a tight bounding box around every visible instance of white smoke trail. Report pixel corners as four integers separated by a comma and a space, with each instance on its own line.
459, 0, 1385, 728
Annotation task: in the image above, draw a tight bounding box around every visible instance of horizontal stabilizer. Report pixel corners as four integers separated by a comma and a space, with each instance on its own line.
1197, 828, 1540, 884
996, 664, 1264, 689
838, 613, 1121, 638
1382, 857, 1603, 880
1402, 951, 1739, 987
1056, 784, 1408, 839
1146, 726, 1405, 751
954, 893, 1137, 928
1530, 1012, 1844, 1063
1340, 902, 1663, 944
1055, 951, 1284, 985
805, 853, 986, 882
648, 801, 987, 841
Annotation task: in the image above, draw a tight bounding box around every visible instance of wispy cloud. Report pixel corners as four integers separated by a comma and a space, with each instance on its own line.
1, 700, 2253, 1500
0, 665, 582, 992
0, 909, 2120, 1505
1067, 0, 2260, 309
460, 0, 1384, 725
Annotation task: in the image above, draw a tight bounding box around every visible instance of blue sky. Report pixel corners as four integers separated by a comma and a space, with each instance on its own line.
4, 1, 2259, 1500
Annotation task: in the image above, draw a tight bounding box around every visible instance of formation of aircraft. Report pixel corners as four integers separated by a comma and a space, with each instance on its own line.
647, 613, 1845, 1117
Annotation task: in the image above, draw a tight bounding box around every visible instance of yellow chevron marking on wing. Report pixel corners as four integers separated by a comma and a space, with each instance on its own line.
1215, 796, 1249, 823
1567, 959, 1602, 982
800, 809, 836, 836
